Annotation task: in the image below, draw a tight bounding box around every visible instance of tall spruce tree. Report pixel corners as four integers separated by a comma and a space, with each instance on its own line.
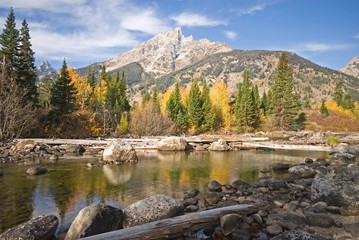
87, 66, 96, 88
270, 53, 301, 130
200, 79, 215, 132
49, 60, 77, 118
166, 81, 187, 131
187, 78, 203, 129
333, 82, 344, 106
0, 7, 20, 83
235, 70, 256, 132
17, 19, 38, 104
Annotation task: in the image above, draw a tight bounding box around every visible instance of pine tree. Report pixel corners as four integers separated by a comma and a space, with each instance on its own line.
270, 53, 301, 130
87, 66, 96, 88
0, 7, 20, 83
235, 70, 256, 132
187, 79, 203, 129
99, 65, 107, 83
260, 91, 268, 116
333, 82, 344, 106
49, 60, 77, 118
319, 100, 329, 116
342, 94, 354, 110
166, 81, 187, 131
200, 79, 215, 132
17, 19, 38, 104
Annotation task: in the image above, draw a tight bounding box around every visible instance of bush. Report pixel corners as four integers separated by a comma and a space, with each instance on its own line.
327, 135, 340, 146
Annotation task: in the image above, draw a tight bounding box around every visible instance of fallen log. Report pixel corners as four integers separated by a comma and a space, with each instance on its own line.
241, 142, 345, 152
82, 204, 256, 240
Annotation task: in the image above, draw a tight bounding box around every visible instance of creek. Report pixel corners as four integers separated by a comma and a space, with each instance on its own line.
0, 149, 328, 234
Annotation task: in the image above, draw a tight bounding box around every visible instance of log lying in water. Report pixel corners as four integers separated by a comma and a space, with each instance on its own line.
82, 204, 255, 240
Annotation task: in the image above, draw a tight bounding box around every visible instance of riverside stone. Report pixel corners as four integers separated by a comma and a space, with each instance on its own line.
220, 213, 242, 235
123, 194, 184, 227
208, 139, 231, 151
26, 166, 48, 175
208, 180, 222, 192
65, 203, 123, 240
102, 139, 138, 163
272, 163, 290, 171
157, 137, 188, 151
0, 215, 58, 240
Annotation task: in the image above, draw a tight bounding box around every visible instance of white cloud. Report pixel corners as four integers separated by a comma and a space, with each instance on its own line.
224, 31, 237, 40
297, 43, 353, 52
171, 12, 226, 27
0, 0, 169, 67
236, 4, 266, 16
354, 33, 359, 39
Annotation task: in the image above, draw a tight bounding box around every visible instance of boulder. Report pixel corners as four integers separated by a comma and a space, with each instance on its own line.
183, 189, 200, 199
12, 139, 35, 152
311, 166, 359, 215
231, 179, 250, 190
266, 224, 283, 236
288, 165, 317, 179
123, 194, 184, 227
266, 212, 305, 230
157, 137, 188, 151
26, 166, 48, 175
304, 212, 334, 228
272, 163, 290, 171
208, 140, 231, 151
0, 215, 58, 240
65, 203, 123, 240
204, 191, 223, 206
220, 213, 242, 235
208, 180, 222, 192
102, 139, 138, 163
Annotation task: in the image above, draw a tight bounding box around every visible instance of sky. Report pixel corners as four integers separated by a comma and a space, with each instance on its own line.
0, 0, 358, 70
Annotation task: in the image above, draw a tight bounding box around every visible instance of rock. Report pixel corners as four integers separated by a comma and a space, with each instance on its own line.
87, 163, 94, 168
26, 166, 48, 175
49, 154, 58, 162
314, 158, 330, 166
331, 152, 356, 162
304, 158, 314, 165
311, 167, 359, 215
230, 229, 250, 240
65, 145, 86, 155
182, 198, 198, 207
208, 180, 222, 192
266, 213, 305, 230
343, 222, 359, 237
251, 213, 263, 225
0, 215, 58, 240
273, 200, 285, 208
13, 139, 35, 152
157, 137, 188, 151
272, 163, 290, 171
288, 165, 317, 179
184, 189, 200, 199
305, 212, 334, 228
204, 191, 223, 206
185, 205, 199, 212
208, 139, 231, 151
266, 224, 283, 235
123, 194, 184, 227
65, 203, 123, 240
271, 230, 327, 240
220, 213, 242, 235
103, 139, 138, 163
268, 179, 287, 190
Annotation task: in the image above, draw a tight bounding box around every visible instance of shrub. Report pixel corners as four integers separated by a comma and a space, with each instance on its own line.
327, 135, 340, 146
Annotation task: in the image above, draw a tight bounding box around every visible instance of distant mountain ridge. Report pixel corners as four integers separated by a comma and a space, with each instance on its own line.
71, 27, 359, 102
36, 60, 57, 83
340, 56, 359, 78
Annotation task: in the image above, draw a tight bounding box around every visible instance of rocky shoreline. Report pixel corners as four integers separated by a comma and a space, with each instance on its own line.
0, 137, 358, 239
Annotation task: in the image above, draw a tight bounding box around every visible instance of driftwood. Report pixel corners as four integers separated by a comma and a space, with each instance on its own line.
82, 204, 256, 240
241, 142, 345, 152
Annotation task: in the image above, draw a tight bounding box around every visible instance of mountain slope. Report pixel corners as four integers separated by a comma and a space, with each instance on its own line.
36, 60, 57, 83
340, 56, 359, 78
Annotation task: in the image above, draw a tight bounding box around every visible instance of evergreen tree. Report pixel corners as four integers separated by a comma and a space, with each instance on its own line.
49, 60, 77, 118
187, 79, 203, 129
319, 100, 329, 116
260, 91, 268, 116
99, 65, 107, 83
166, 81, 187, 131
152, 86, 160, 110
0, 7, 20, 83
200, 79, 215, 132
270, 53, 301, 130
342, 94, 354, 110
87, 66, 96, 88
118, 72, 130, 113
17, 19, 38, 104
235, 70, 256, 132
142, 92, 151, 105
333, 82, 344, 106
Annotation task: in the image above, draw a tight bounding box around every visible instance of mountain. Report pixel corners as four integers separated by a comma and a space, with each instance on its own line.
36, 60, 57, 83
76, 27, 359, 103
340, 56, 359, 78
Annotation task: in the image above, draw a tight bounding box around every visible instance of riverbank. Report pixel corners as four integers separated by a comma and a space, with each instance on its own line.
0, 144, 358, 239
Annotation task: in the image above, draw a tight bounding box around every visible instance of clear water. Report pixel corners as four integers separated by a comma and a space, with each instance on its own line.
0, 150, 327, 234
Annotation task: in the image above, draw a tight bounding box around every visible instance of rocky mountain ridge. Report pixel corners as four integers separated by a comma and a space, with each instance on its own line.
340, 56, 359, 78
36, 60, 57, 83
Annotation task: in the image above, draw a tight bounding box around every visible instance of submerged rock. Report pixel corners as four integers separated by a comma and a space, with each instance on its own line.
26, 166, 48, 175
0, 215, 58, 240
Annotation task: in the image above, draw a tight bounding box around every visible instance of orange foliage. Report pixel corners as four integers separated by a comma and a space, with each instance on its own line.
67, 67, 92, 110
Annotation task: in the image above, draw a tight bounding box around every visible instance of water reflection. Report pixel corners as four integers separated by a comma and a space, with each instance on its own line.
0, 150, 328, 234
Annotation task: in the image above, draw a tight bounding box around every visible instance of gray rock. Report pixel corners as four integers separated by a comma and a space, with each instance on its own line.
103, 139, 138, 163
185, 205, 199, 212
231, 179, 250, 190
220, 214, 241, 235
157, 137, 188, 151
272, 163, 290, 171
229, 229, 250, 240
184, 189, 200, 199
204, 191, 223, 206
288, 165, 317, 179
123, 194, 184, 227
208, 180, 222, 192
251, 213, 263, 225
268, 179, 287, 190
49, 154, 58, 162
0, 215, 58, 240
344, 222, 359, 237
65, 203, 123, 240
271, 230, 327, 240
182, 198, 198, 207
26, 166, 48, 175
266, 224, 283, 235
305, 212, 334, 228
208, 140, 231, 151
266, 213, 305, 230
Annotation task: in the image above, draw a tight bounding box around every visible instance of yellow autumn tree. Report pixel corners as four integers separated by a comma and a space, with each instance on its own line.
158, 88, 172, 115
210, 78, 232, 131
67, 67, 92, 110
92, 79, 110, 135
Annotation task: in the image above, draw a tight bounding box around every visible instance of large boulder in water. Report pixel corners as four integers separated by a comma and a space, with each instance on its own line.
311, 166, 359, 215
26, 166, 48, 175
0, 215, 58, 240
65, 203, 123, 240
208, 139, 231, 151
103, 139, 137, 163
123, 194, 184, 227
157, 137, 188, 151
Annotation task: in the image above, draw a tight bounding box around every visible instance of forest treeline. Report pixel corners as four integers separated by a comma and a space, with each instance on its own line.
1, 8, 358, 142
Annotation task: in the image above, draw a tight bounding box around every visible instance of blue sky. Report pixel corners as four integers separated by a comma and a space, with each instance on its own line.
0, 0, 358, 70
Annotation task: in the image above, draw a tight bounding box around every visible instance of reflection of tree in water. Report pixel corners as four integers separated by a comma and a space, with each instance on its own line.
0, 166, 36, 233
